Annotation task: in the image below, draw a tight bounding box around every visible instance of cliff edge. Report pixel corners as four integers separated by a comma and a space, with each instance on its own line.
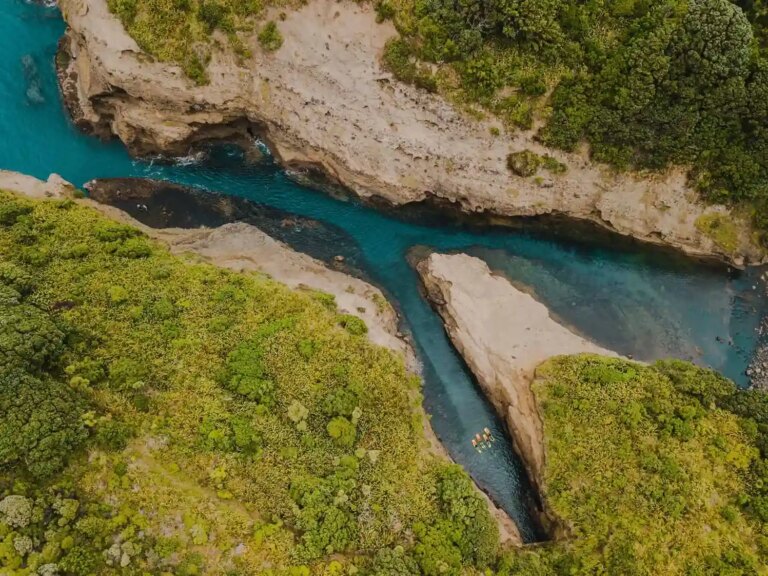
57, 0, 762, 265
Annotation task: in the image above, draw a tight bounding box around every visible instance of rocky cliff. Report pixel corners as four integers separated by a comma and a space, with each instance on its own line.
417, 252, 617, 534
56, 0, 762, 265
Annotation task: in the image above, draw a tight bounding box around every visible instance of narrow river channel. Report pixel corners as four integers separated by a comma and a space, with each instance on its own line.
2, 0, 766, 541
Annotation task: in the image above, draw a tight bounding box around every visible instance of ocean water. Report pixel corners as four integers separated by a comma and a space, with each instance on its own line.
2, 0, 766, 541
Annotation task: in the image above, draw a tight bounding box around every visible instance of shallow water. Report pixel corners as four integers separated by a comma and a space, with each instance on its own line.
2, 0, 766, 541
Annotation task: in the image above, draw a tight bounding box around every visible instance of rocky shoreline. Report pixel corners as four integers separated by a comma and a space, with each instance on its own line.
417, 252, 620, 538
56, 0, 763, 266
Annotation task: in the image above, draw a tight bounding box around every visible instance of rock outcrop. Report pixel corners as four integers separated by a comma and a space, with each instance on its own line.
57, 0, 762, 265
417, 252, 617, 533
0, 171, 75, 199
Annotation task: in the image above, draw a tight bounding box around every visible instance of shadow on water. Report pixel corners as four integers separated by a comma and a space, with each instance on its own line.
2, 0, 767, 542
86, 176, 369, 275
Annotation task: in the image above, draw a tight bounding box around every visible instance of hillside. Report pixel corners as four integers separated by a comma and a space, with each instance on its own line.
519, 356, 768, 574
56, 0, 763, 264
0, 190, 500, 575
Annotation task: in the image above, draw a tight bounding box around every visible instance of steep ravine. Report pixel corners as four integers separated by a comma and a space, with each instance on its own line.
417, 252, 619, 537
56, 0, 763, 265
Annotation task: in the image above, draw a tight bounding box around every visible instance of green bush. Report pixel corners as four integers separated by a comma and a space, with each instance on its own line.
338, 314, 367, 336
0, 200, 32, 226
382, 38, 437, 92
375, 0, 396, 22
460, 53, 503, 98
0, 371, 88, 479
0, 296, 64, 373
506, 150, 541, 177
0, 262, 34, 295
198, 0, 227, 32
326, 416, 356, 447
222, 340, 276, 405
95, 419, 135, 451
258, 21, 283, 51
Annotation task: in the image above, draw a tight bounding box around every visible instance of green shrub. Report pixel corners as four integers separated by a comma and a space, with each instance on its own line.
0, 262, 34, 295
0, 371, 88, 479
198, 0, 227, 32
375, 1, 396, 22
519, 74, 547, 96
338, 314, 367, 336
326, 416, 356, 447
184, 53, 209, 86
258, 21, 283, 51
115, 237, 152, 258
0, 298, 64, 373
383, 38, 417, 81
95, 420, 134, 451
93, 221, 139, 242
460, 53, 502, 98
506, 150, 541, 177
108, 285, 129, 304
0, 200, 32, 226
223, 341, 276, 405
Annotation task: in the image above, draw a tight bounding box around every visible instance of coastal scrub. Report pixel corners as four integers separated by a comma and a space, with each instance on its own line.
0, 190, 498, 574
518, 355, 768, 574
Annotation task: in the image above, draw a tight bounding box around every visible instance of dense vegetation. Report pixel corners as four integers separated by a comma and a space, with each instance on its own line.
505, 355, 768, 575
377, 0, 768, 240
3, 189, 768, 575
0, 191, 499, 575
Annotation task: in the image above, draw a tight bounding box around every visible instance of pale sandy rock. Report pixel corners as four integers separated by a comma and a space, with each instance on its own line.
417, 252, 616, 498
0, 170, 74, 198
57, 0, 763, 265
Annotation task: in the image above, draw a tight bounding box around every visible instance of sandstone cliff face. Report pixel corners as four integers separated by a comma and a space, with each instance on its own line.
417, 253, 616, 533
57, 0, 762, 265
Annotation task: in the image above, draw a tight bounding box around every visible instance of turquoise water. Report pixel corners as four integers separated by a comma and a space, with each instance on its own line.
3, 0, 767, 541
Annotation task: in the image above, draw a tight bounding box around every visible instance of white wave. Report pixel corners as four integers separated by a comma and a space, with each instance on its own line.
26, 0, 58, 7
252, 138, 272, 157
173, 151, 206, 166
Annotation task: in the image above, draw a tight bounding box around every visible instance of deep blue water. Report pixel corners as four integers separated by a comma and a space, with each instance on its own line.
2, 0, 767, 541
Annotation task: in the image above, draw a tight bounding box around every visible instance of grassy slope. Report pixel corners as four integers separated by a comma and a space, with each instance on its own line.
105, 0, 291, 82
2, 191, 767, 576
504, 355, 767, 575
0, 191, 498, 575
